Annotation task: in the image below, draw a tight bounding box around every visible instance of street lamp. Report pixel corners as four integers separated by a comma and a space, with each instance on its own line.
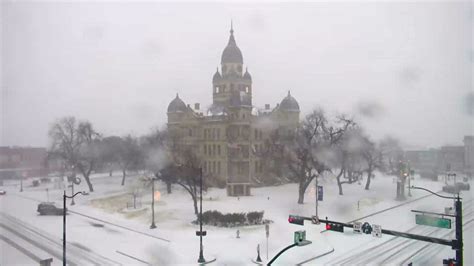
63, 190, 87, 266
197, 167, 206, 263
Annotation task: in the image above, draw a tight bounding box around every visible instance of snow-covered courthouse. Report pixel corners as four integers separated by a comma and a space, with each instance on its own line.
166, 26, 300, 196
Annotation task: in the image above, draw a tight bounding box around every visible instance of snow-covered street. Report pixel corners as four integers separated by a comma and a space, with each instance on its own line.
1, 173, 472, 265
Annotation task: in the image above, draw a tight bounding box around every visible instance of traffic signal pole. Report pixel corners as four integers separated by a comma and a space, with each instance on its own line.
455, 196, 463, 266
290, 186, 464, 265
290, 215, 459, 258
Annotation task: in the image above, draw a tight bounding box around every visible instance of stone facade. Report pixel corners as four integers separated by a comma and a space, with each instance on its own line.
166, 26, 300, 196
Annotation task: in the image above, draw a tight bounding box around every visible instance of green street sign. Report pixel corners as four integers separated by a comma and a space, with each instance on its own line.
294, 230, 306, 244
415, 214, 451, 229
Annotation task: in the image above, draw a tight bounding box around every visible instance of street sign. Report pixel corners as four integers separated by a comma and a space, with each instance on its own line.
196, 231, 207, 236
311, 216, 320, 224
265, 224, 269, 237
294, 230, 311, 246
415, 214, 451, 229
372, 224, 382, 238
294, 230, 306, 244
317, 186, 323, 201
353, 222, 362, 233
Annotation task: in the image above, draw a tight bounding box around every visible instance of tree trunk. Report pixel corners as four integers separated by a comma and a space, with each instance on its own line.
166, 182, 172, 194
365, 168, 372, 190
298, 188, 304, 204
336, 169, 344, 195
297, 181, 305, 204
192, 194, 199, 215
121, 169, 126, 186
83, 174, 94, 192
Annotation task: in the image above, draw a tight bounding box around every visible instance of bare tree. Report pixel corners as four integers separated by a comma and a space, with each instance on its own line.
332, 126, 364, 195
360, 136, 383, 190
48, 117, 101, 192
280, 109, 354, 204
117, 135, 142, 186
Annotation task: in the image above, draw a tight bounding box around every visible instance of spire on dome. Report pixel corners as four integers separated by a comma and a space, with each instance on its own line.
221, 21, 243, 64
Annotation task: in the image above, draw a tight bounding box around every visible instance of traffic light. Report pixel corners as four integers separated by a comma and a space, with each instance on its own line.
325, 222, 344, 232
288, 215, 304, 225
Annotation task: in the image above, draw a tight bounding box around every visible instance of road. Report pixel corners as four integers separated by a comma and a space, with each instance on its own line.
0, 189, 169, 265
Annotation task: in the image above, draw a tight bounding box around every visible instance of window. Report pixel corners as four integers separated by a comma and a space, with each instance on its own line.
254, 129, 258, 139
216, 86, 220, 93
218, 145, 221, 156
204, 161, 207, 173
238, 163, 242, 174
259, 130, 262, 139
204, 145, 207, 155
255, 161, 258, 173
218, 161, 221, 174
217, 129, 220, 139
246, 86, 249, 93
189, 128, 192, 137
213, 161, 216, 173
213, 145, 216, 156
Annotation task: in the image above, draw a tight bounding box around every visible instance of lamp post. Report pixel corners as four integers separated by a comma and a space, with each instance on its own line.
150, 176, 158, 229
197, 167, 206, 263
63, 190, 87, 266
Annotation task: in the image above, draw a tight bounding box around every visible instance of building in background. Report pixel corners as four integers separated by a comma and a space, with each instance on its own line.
166, 26, 300, 196
0, 147, 49, 179
464, 136, 474, 177
405, 135, 473, 179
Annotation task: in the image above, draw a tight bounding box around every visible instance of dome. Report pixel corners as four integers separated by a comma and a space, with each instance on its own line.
243, 68, 252, 81
221, 28, 243, 64
279, 91, 300, 112
167, 94, 187, 113
213, 69, 222, 83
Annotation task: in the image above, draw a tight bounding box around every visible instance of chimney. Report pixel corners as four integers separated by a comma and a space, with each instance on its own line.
195, 103, 200, 110
265, 104, 270, 110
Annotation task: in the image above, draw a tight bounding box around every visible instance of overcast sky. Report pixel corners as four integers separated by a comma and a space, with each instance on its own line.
1, 1, 472, 149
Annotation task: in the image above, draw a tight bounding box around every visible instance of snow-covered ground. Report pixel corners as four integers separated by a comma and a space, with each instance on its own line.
1, 172, 472, 265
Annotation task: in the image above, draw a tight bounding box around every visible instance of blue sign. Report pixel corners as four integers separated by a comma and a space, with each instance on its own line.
317, 186, 323, 201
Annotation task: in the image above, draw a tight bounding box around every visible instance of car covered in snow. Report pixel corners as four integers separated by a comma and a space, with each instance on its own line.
442, 185, 459, 194
455, 182, 470, 191
37, 202, 65, 215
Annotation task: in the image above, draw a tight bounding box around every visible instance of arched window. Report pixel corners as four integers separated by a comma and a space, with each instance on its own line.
215, 86, 220, 93
246, 86, 249, 93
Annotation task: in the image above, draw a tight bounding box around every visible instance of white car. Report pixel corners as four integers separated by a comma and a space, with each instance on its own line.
0, 190, 6, 195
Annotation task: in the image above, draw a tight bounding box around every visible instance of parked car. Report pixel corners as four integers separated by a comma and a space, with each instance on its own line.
442, 185, 460, 194
37, 202, 65, 215
455, 182, 470, 191
0, 190, 6, 195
